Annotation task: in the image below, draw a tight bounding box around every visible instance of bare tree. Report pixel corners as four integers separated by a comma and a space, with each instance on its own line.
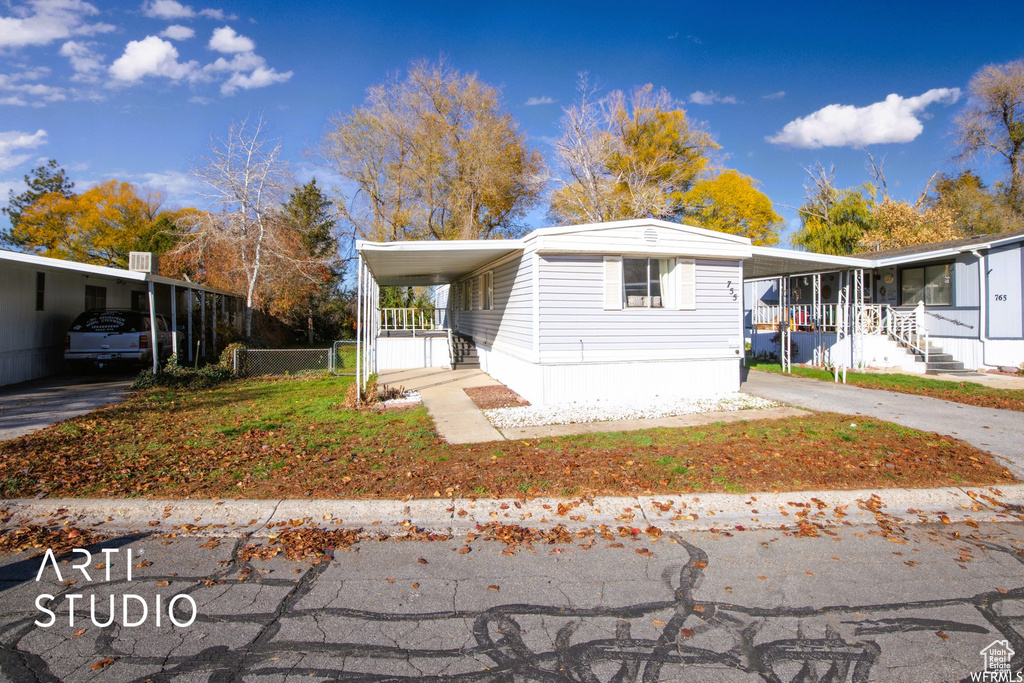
549, 81, 719, 223
182, 115, 294, 337
955, 59, 1024, 213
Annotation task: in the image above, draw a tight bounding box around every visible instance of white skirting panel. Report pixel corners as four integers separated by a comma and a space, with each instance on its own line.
748, 331, 922, 371
478, 343, 740, 405
932, 337, 1024, 370
0, 346, 63, 387
375, 337, 451, 372
476, 344, 542, 404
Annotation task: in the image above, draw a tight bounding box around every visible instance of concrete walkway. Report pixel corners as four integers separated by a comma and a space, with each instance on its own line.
0, 373, 133, 441
378, 368, 505, 444
861, 367, 1024, 390
742, 369, 1024, 478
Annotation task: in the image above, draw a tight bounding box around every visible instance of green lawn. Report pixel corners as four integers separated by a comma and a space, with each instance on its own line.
0, 374, 1013, 499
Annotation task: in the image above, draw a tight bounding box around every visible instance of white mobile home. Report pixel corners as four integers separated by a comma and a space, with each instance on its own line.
356, 219, 751, 405
744, 229, 1024, 373
0, 250, 243, 387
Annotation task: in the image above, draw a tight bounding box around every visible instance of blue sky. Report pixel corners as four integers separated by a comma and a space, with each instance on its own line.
1, 0, 1022, 242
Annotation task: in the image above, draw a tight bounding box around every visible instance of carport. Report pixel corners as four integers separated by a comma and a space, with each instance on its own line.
0, 249, 244, 386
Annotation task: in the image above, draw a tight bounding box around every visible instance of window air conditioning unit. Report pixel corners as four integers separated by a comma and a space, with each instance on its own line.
129, 252, 159, 274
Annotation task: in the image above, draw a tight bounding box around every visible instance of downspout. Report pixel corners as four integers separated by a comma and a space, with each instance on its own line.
971, 249, 991, 369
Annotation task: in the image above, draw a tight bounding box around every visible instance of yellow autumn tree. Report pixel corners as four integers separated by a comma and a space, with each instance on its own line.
682, 170, 783, 245
550, 80, 720, 223
859, 199, 960, 252
12, 180, 195, 268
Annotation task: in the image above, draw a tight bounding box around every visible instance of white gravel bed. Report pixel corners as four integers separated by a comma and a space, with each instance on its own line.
381, 391, 421, 408
483, 392, 778, 428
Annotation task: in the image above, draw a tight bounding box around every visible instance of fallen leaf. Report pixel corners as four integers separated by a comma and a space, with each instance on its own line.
679, 628, 695, 638
693, 561, 707, 569
73, 628, 86, 637
487, 585, 500, 591
155, 580, 169, 587
91, 658, 114, 670
458, 546, 471, 554
412, 582, 419, 589
417, 558, 428, 564
936, 631, 949, 640
652, 619, 666, 627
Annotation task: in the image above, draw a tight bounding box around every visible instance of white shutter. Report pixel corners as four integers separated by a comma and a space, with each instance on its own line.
678, 258, 696, 310
603, 256, 623, 310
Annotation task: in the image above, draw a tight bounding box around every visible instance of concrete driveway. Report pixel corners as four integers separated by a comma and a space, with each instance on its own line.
741, 368, 1024, 478
0, 373, 134, 441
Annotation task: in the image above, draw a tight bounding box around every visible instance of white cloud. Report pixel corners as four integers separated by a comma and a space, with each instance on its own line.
136, 169, 200, 203
689, 90, 739, 105
524, 96, 554, 106
0, 129, 47, 172
766, 88, 962, 148
220, 66, 291, 95
108, 36, 198, 83
160, 24, 195, 40
762, 90, 786, 100
141, 1, 231, 21
204, 51, 265, 73
208, 26, 254, 53
0, 69, 66, 105
142, 0, 193, 19
59, 40, 104, 81
0, 0, 114, 48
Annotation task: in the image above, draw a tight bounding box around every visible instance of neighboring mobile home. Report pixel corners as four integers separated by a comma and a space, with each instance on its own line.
356, 219, 751, 405
744, 229, 1024, 373
0, 249, 242, 386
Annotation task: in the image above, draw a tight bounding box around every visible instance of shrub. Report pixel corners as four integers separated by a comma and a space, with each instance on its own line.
131, 354, 235, 391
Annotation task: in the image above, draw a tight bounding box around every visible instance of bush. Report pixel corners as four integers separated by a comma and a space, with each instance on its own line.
340, 377, 406, 410
131, 354, 235, 391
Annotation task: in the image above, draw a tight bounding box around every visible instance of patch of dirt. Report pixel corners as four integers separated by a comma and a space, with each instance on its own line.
464, 385, 531, 410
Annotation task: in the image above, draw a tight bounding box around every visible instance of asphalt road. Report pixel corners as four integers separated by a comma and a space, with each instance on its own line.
0, 372, 133, 442
2, 519, 1023, 681
742, 369, 1024, 478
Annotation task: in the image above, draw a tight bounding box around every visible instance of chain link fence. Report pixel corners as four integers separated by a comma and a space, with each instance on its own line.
231, 341, 358, 377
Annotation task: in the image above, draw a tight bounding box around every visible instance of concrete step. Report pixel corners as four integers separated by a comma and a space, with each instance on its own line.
925, 361, 966, 374
915, 353, 955, 363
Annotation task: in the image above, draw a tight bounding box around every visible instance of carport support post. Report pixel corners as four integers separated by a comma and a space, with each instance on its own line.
170, 284, 178, 360
200, 291, 206, 361
211, 293, 217, 358
186, 288, 194, 364
147, 280, 159, 375
356, 253, 363, 404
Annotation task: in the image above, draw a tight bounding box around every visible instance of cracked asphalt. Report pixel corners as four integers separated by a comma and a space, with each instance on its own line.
2, 519, 1024, 681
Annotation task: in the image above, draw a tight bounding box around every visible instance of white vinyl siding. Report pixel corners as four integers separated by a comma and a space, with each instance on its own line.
455, 254, 533, 351
539, 254, 741, 356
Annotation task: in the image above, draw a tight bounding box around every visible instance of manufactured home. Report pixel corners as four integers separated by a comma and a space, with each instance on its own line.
744, 229, 1024, 373
355, 221, 1024, 405
356, 219, 751, 405
0, 249, 242, 386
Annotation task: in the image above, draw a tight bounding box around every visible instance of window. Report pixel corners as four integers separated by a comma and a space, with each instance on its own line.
481, 271, 493, 310
461, 280, 473, 310
131, 291, 148, 311
85, 285, 107, 310
35, 272, 45, 311
604, 256, 696, 311
623, 258, 664, 308
901, 263, 952, 306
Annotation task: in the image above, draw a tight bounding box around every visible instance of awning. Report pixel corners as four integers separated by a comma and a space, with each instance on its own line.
357, 239, 525, 286
744, 246, 872, 280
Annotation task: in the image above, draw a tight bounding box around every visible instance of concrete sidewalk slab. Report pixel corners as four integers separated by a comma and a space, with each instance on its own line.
379, 368, 505, 444
498, 405, 811, 441
742, 369, 1024, 478
4, 484, 1023, 537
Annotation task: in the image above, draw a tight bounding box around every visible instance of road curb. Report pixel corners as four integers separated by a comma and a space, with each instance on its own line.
3, 484, 1023, 538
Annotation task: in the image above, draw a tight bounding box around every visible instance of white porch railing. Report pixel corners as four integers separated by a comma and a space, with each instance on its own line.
379, 307, 447, 332
753, 303, 839, 330
885, 302, 929, 362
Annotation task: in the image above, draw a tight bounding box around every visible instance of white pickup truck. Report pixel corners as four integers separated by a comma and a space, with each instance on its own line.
64, 310, 182, 368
